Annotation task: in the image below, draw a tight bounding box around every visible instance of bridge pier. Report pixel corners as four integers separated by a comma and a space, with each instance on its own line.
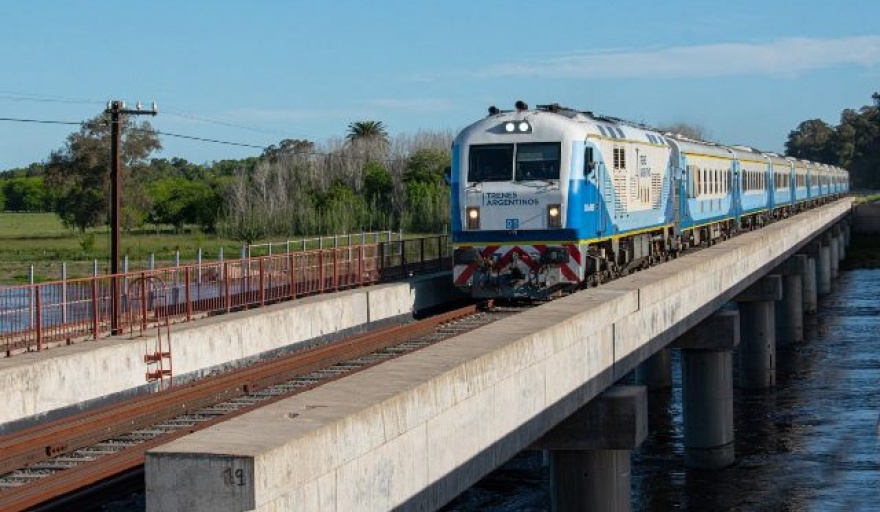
818, 235, 833, 295
635, 348, 672, 390
774, 255, 806, 346
675, 309, 739, 469
797, 245, 818, 315
735, 275, 782, 389
533, 386, 647, 512
836, 223, 846, 262
829, 230, 840, 280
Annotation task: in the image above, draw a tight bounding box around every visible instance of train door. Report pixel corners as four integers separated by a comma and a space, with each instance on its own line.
666, 142, 682, 235
731, 160, 742, 225
590, 145, 608, 237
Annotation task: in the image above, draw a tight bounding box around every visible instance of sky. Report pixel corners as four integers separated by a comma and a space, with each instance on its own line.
1, 0, 878, 170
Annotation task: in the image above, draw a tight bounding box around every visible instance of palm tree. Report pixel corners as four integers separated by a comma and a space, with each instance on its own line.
346, 120, 389, 143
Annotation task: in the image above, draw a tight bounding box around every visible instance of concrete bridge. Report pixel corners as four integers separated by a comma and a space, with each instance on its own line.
145, 199, 852, 512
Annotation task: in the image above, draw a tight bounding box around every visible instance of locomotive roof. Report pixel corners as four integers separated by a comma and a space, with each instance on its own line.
464, 103, 848, 177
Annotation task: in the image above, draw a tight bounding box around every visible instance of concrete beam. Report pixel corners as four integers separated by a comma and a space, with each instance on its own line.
532, 385, 648, 451
774, 254, 808, 277
735, 274, 782, 303
674, 309, 740, 351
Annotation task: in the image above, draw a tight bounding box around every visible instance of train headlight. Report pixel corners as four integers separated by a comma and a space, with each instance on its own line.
547, 204, 562, 228
502, 121, 532, 133
466, 207, 481, 229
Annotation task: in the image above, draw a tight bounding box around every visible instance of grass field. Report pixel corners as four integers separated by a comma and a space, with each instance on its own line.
0, 213, 255, 284
0, 213, 410, 285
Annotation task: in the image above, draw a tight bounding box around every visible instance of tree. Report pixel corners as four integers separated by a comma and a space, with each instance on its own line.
2, 176, 51, 211
262, 138, 315, 160
149, 178, 220, 232
44, 114, 161, 232
362, 161, 393, 207
403, 148, 450, 186
784, 92, 880, 189
346, 121, 388, 143
784, 119, 837, 163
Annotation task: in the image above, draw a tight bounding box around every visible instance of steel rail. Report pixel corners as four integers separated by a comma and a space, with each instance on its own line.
0, 303, 484, 511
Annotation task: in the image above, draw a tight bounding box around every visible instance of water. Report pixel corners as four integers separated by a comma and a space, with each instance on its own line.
443, 268, 880, 512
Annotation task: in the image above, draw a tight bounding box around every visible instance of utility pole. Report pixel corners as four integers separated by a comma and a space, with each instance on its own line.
105, 100, 157, 334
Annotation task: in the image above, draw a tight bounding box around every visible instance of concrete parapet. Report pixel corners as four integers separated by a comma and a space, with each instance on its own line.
0, 273, 457, 433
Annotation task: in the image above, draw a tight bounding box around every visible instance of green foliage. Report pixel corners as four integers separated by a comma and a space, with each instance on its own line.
316, 182, 369, 233
44, 114, 162, 231
262, 139, 315, 161
346, 121, 388, 142
404, 148, 450, 186
402, 181, 449, 233
79, 233, 96, 253
1, 176, 52, 211
785, 92, 880, 189
784, 119, 837, 163
149, 178, 220, 232
362, 161, 393, 210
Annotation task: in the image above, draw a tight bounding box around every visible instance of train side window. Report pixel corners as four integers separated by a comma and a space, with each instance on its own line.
584, 147, 595, 176
613, 147, 626, 170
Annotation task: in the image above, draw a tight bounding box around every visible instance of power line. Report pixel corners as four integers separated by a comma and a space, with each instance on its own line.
0, 116, 268, 149
0, 116, 416, 164
152, 130, 267, 150
0, 90, 104, 106
0, 116, 82, 126
161, 110, 293, 136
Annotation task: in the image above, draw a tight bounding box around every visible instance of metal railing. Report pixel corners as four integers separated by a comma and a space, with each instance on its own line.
247, 230, 403, 258
0, 235, 451, 357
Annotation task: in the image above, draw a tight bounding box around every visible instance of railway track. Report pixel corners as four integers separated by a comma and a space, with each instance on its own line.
0, 302, 534, 511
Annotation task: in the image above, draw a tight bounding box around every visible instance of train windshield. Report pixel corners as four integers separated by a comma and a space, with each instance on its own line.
469, 144, 514, 182
515, 143, 560, 181
468, 142, 561, 182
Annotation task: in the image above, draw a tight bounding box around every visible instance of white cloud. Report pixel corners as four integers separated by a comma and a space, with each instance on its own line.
481, 36, 880, 79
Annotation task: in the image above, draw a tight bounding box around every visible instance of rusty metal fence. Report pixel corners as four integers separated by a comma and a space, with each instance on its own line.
1, 235, 451, 357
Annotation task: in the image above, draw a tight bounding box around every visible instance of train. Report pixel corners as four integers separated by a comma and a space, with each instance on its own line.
450, 101, 849, 299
